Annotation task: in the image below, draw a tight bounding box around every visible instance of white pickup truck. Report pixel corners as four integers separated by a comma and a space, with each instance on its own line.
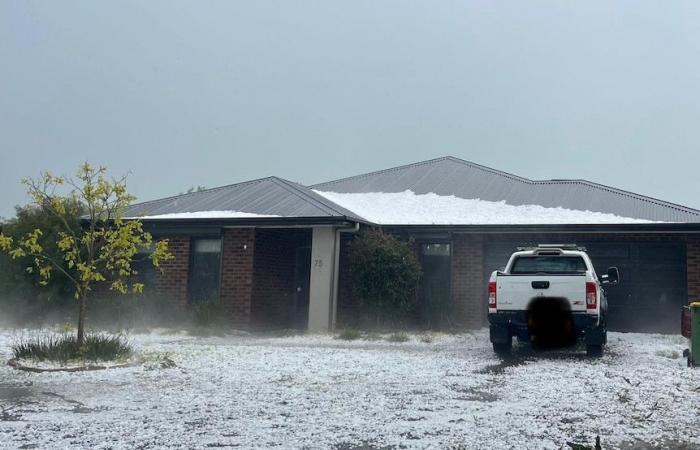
488, 244, 619, 357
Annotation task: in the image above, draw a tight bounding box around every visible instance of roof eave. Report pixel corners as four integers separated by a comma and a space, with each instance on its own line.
382, 222, 700, 234
135, 215, 369, 231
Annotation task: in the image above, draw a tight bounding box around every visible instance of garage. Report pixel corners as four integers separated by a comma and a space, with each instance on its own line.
483, 237, 688, 333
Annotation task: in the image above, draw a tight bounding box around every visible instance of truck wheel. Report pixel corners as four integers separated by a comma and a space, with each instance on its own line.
586, 344, 603, 358
493, 340, 512, 356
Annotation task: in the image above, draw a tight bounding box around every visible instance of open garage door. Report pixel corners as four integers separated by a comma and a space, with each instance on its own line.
483, 240, 687, 333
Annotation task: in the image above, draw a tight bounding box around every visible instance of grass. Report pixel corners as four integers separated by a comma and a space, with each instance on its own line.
12, 333, 132, 363
655, 349, 681, 360
336, 329, 362, 341
140, 351, 177, 369
362, 332, 382, 341
386, 332, 410, 343
419, 333, 434, 343
273, 328, 305, 337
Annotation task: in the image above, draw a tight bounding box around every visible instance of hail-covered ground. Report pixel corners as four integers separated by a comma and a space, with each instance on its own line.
0, 329, 698, 449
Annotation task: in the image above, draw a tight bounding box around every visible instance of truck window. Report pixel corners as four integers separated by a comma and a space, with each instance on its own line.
510, 256, 587, 274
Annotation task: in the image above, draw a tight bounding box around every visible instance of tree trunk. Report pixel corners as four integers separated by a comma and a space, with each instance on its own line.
77, 290, 87, 345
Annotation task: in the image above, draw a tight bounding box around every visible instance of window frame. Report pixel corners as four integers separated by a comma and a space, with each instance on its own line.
187, 236, 224, 304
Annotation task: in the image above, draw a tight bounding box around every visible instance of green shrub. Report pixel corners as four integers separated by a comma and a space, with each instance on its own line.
336, 329, 362, 341
12, 333, 132, 363
273, 328, 305, 337
362, 332, 382, 341
191, 300, 229, 328
387, 332, 410, 343
349, 230, 422, 325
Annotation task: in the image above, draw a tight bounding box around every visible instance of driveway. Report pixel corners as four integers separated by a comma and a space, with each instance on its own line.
0, 329, 698, 449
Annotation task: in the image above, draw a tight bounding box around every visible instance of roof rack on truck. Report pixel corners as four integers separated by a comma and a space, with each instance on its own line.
516, 243, 587, 252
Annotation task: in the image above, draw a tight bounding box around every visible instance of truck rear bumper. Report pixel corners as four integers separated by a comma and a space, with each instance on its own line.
488, 311, 603, 344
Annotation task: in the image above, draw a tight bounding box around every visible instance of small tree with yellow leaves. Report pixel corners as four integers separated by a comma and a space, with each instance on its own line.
0, 163, 172, 344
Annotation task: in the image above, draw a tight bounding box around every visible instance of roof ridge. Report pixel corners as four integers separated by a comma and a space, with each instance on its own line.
312, 156, 533, 189
270, 177, 366, 220
536, 179, 700, 215
313, 155, 700, 216
126, 176, 271, 210
442, 156, 532, 183
311, 156, 455, 188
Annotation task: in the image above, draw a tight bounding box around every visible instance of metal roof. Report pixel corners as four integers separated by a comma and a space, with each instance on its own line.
312, 156, 700, 223
123, 176, 367, 223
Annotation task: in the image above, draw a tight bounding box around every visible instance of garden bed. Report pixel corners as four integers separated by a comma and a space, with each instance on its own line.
7, 357, 139, 373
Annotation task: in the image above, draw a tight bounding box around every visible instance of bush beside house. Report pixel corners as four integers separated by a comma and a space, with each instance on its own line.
348, 230, 422, 328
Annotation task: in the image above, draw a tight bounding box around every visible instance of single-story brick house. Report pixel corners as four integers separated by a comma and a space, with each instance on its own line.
124, 157, 700, 333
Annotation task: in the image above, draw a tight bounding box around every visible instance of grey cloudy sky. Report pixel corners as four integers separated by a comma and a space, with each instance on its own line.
1, 0, 699, 219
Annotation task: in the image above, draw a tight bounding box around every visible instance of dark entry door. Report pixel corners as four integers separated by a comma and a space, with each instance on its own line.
293, 246, 312, 329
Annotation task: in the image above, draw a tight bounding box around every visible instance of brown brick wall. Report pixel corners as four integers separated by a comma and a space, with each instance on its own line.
251, 229, 307, 329
688, 234, 700, 303
450, 234, 485, 329
155, 236, 190, 306
153, 229, 700, 330
220, 228, 255, 326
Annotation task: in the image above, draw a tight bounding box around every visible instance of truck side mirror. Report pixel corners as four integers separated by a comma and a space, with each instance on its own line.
603, 267, 620, 285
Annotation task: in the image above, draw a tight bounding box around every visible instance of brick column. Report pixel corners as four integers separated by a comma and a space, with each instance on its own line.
688, 235, 700, 303
155, 236, 190, 306
451, 234, 485, 329
220, 228, 256, 327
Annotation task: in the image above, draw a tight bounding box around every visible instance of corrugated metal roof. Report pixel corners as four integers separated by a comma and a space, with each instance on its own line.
123, 176, 367, 223
311, 156, 700, 223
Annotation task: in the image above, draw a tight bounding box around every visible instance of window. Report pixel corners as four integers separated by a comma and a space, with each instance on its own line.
188, 238, 222, 303
133, 245, 157, 292
418, 243, 451, 327
510, 256, 587, 275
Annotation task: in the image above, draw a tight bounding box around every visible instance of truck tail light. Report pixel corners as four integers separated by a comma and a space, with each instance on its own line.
586, 282, 597, 310
488, 281, 497, 309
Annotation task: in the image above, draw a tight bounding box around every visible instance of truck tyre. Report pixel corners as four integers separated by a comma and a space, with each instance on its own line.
586, 344, 603, 358
493, 339, 512, 356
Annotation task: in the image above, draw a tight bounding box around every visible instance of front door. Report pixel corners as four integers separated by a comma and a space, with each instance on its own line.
293, 246, 312, 329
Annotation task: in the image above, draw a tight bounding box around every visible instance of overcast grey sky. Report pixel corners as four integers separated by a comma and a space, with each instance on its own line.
1, 1, 699, 219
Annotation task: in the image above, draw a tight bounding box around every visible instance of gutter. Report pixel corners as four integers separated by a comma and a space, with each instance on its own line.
383, 222, 700, 235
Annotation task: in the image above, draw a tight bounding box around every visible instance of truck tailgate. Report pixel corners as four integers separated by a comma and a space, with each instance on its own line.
496, 275, 587, 311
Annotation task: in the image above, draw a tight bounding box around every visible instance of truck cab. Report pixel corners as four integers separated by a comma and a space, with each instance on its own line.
488, 244, 619, 357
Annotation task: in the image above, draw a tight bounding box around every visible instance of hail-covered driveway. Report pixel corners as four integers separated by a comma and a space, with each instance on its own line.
0, 330, 698, 449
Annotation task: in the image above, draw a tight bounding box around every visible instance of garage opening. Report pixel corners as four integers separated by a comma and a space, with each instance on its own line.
484, 238, 687, 333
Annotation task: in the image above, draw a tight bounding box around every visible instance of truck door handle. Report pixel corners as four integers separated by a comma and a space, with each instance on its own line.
531, 281, 550, 289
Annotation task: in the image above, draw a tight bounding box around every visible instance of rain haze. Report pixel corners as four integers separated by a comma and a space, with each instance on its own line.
1, 1, 699, 218
3, 4, 700, 449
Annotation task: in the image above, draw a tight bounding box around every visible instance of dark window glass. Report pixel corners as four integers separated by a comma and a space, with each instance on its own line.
510, 256, 587, 274
134, 249, 157, 292
189, 238, 222, 304
418, 243, 451, 327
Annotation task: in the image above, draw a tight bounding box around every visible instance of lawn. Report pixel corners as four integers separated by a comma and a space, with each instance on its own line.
0, 329, 698, 449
